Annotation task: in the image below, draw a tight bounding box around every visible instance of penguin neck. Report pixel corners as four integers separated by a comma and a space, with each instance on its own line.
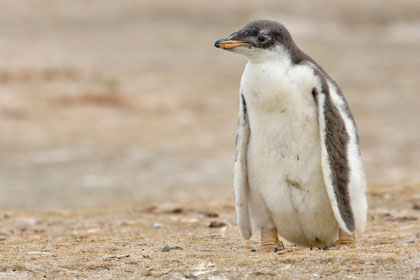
246, 45, 292, 70
245, 47, 293, 78
241, 48, 294, 108
247, 48, 292, 76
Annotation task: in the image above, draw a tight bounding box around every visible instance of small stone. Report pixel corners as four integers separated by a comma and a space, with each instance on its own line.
407, 240, 415, 244
153, 223, 162, 228
412, 203, 420, 210
199, 211, 219, 218
160, 245, 182, 252
273, 247, 278, 252
185, 274, 198, 280
163, 207, 184, 214
169, 207, 183, 214
161, 245, 171, 252
208, 221, 227, 228
3, 213, 10, 219
250, 249, 256, 252
102, 254, 130, 259
33, 228, 46, 234
87, 228, 100, 234
160, 245, 171, 253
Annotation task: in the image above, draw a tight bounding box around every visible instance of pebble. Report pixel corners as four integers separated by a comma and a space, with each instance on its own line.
168, 207, 183, 214
87, 228, 100, 234
161, 245, 171, 252
104, 254, 130, 259
153, 223, 162, 228
199, 211, 219, 218
208, 221, 227, 228
116, 254, 130, 259
160, 245, 183, 252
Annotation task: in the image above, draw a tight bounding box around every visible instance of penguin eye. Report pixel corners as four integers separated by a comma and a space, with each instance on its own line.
257, 35, 267, 43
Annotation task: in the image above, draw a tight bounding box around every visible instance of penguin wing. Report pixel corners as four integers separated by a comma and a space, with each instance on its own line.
233, 93, 252, 239
313, 74, 367, 235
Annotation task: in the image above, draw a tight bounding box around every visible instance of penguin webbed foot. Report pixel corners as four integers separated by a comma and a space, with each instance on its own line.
255, 242, 293, 254
258, 240, 285, 252
330, 228, 356, 250
257, 227, 292, 254
275, 247, 294, 255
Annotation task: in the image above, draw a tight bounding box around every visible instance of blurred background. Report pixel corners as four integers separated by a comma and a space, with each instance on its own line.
0, 0, 419, 209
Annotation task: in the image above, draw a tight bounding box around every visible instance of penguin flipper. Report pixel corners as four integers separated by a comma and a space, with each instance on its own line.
313, 80, 363, 235
233, 93, 252, 239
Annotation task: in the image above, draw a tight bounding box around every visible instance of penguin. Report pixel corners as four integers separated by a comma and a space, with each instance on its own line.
214, 20, 367, 251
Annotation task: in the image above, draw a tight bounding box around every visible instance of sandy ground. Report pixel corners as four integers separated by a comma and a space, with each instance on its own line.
0, 0, 420, 279
1, 183, 420, 279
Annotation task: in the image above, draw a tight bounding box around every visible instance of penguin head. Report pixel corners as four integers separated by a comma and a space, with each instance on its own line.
214, 20, 296, 62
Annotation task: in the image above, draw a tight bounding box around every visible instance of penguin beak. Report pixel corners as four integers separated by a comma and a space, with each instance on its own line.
214, 38, 251, 49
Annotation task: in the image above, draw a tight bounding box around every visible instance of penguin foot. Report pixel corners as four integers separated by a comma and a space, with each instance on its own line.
330, 229, 355, 250
258, 228, 284, 252
331, 238, 355, 250
276, 247, 294, 255
258, 240, 285, 252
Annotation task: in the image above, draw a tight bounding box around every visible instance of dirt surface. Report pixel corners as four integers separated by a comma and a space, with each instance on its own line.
1, 0, 420, 279
1, 183, 420, 279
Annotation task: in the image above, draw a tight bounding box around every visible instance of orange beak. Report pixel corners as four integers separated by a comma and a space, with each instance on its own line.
214, 40, 251, 49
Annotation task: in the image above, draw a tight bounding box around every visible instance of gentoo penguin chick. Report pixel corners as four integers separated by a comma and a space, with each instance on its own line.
214, 20, 367, 252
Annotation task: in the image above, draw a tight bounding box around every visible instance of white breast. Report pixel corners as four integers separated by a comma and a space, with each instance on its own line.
241, 59, 338, 247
